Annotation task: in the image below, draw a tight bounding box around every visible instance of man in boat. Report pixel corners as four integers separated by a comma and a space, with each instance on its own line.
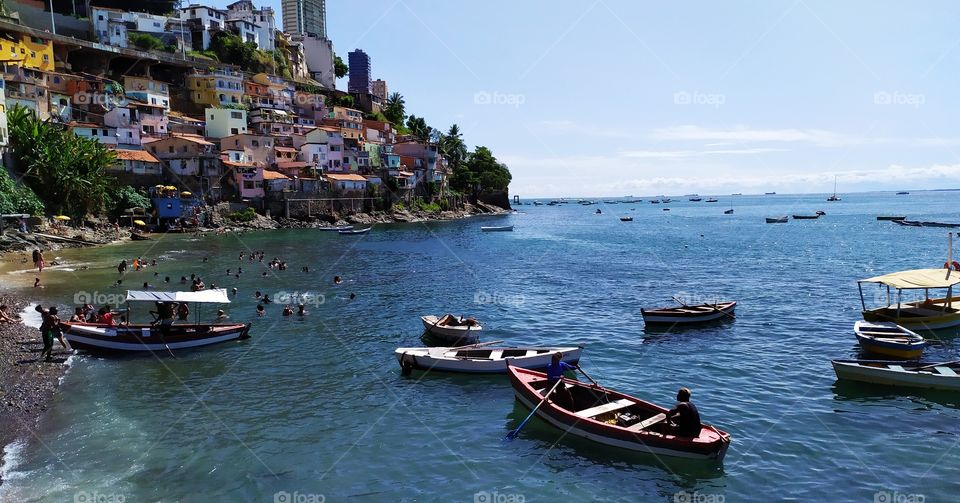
545, 353, 578, 409
665, 387, 701, 437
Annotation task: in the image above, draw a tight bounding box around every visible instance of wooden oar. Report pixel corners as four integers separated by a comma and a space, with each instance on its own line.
504, 379, 563, 442
576, 366, 601, 387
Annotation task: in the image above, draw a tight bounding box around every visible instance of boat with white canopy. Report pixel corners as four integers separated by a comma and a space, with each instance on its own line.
61, 289, 250, 353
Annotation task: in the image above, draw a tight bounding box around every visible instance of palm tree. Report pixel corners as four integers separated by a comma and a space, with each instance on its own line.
384, 92, 406, 125
440, 124, 467, 169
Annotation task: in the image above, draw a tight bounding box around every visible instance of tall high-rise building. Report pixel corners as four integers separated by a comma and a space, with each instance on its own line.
348, 49, 371, 94
281, 0, 326, 38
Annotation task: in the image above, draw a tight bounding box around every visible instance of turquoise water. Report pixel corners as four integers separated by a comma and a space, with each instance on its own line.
2, 191, 960, 502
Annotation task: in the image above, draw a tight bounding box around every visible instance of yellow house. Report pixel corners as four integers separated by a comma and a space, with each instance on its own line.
0, 34, 54, 71
186, 70, 244, 108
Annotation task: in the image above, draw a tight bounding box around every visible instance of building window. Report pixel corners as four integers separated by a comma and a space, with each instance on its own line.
230, 127, 238, 134
230, 111, 242, 119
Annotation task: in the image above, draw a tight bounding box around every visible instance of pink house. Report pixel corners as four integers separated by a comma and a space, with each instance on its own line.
226, 161, 263, 199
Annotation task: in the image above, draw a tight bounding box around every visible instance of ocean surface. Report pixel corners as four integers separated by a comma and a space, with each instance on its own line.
2, 191, 960, 502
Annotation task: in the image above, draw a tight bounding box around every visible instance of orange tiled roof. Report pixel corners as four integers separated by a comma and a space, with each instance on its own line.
325, 174, 367, 182
112, 149, 160, 163
262, 170, 289, 180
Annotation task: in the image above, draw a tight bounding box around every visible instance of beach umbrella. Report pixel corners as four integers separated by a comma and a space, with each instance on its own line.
165, 185, 177, 190
54, 215, 70, 221
134, 220, 146, 226
180, 191, 192, 197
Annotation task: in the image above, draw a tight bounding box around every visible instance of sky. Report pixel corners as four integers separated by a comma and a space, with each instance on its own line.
206, 0, 960, 197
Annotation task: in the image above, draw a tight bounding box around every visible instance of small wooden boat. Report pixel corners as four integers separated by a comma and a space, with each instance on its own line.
507, 366, 731, 460
395, 344, 582, 373
662, 198, 673, 203
641, 301, 736, 325
688, 197, 702, 202
130, 233, 151, 241
854, 321, 925, 359
792, 214, 820, 220
595, 209, 602, 214
917, 221, 960, 228
481, 225, 514, 232
421, 314, 481, 344
319, 225, 353, 231
765, 216, 788, 223
620, 216, 633, 222
61, 289, 250, 353
662, 208, 670, 211
724, 209, 734, 214
339, 227, 371, 234
877, 216, 906, 221
897, 191, 910, 195
832, 359, 960, 390
705, 198, 718, 203
765, 192, 776, 195
650, 200, 661, 204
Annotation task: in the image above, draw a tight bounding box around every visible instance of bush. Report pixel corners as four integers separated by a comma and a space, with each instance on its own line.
391, 201, 406, 212
109, 186, 151, 219
0, 168, 44, 215
129, 33, 165, 51
227, 207, 257, 222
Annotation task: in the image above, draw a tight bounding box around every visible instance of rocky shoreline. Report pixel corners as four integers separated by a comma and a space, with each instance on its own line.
0, 201, 510, 254
0, 294, 70, 481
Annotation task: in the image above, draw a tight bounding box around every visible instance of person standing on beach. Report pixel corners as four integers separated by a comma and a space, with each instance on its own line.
118, 259, 127, 275
38, 306, 61, 362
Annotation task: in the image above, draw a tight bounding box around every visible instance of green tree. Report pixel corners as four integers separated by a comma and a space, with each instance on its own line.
452, 146, 512, 194
439, 124, 467, 170
334, 55, 348, 78
7, 105, 119, 220
383, 92, 405, 125
405, 115, 430, 143
109, 186, 151, 218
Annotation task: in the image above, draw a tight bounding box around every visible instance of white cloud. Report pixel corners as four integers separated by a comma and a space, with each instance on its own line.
617, 147, 789, 159
649, 125, 857, 146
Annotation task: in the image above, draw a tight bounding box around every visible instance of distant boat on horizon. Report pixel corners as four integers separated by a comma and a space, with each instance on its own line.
827, 176, 841, 201
896, 191, 909, 195
765, 192, 776, 195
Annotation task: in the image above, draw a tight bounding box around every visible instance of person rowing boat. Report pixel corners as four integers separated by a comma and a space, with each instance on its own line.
545, 352, 577, 409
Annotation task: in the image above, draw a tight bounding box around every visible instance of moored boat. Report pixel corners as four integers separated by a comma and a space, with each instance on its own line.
877, 216, 907, 221
61, 289, 250, 353
857, 267, 960, 331
620, 216, 633, 221
319, 225, 354, 231
853, 321, 925, 359
421, 314, 482, 344
507, 366, 731, 460
792, 214, 820, 220
481, 225, 514, 232
765, 216, 788, 223
641, 301, 736, 325
705, 198, 718, 203
395, 344, 582, 373
339, 227, 371, 234
832, 359, 960, 390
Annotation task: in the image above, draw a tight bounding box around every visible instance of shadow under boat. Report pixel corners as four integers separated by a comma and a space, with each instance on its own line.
642, 317, 735, 338
830, 379, 960, 409
502, 401, 727, 479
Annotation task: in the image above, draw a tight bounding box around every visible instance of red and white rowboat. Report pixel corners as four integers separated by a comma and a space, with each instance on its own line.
507, 366, 731, 460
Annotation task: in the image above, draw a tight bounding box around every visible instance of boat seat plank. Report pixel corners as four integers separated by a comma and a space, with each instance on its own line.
575, 399, 633, 418
888, 365, 906, 372
626, 413, 666, 432
936, 366, 958, 376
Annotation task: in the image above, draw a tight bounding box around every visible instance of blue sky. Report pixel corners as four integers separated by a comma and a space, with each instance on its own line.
208, 0, 960, 197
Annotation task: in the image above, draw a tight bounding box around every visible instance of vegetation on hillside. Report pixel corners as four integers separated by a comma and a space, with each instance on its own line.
7, 105, 119, 220
0, 168, 44, 215
334, 55, 348, 79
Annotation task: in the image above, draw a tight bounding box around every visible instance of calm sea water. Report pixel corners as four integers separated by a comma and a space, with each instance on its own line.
2, 191, 960, 502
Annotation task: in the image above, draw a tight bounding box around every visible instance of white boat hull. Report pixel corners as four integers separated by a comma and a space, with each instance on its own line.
395, 346, 582, 373
832, 360, 960, 390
